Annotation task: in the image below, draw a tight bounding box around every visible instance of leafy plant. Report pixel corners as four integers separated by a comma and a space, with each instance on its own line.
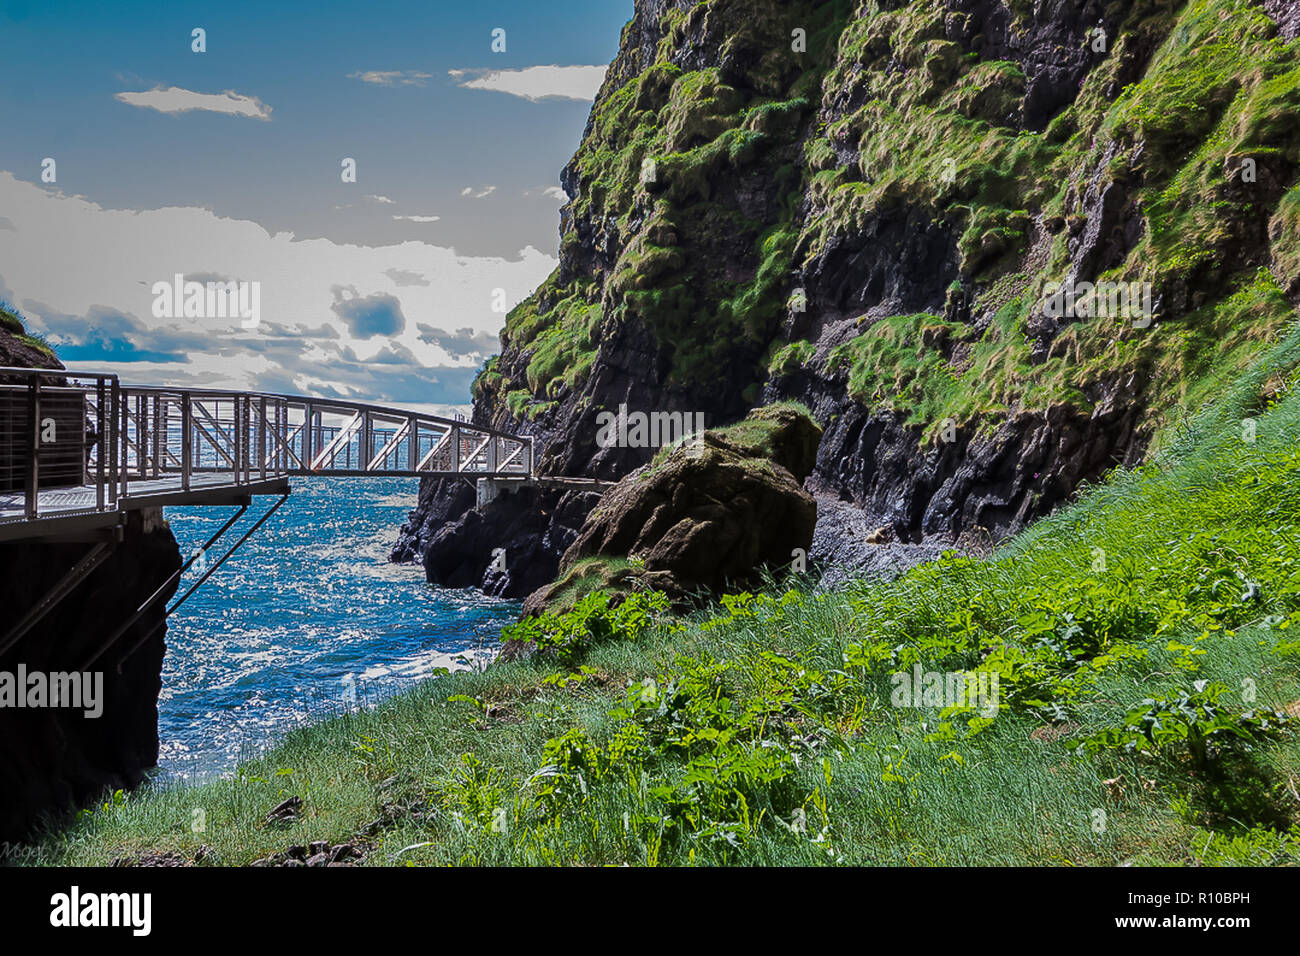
501, 589, 669, 664
1076, 681, 1291, 770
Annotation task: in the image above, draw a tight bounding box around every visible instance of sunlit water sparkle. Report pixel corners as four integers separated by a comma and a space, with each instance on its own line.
156, 477, 516, 781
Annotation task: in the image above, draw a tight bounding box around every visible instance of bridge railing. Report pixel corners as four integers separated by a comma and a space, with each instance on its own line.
120, 386, 533, 481
113, 387, 290, 492
0, 367, 533, 528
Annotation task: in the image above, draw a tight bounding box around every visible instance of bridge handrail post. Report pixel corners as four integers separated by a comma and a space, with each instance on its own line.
302, 402, 313, 472
112, 378, 125, 502
258, 397, 267, 480
181, 391, 192, 492
236, 394, 246, 486
136, 391, 143, 479
96, 377, 106, 511
361, 410, 371, 474
152, 393, 162, 479
278, 400, 287, 474
231, 395, 239, 485
24, 375, 40, 520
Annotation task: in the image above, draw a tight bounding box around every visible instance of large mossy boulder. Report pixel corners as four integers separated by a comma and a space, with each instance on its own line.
522, 403, 821, 617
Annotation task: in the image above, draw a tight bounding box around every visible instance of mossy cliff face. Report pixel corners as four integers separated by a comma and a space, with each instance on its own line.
777, 0, 1300, 536
397, 0, 1300, 588
478, 0, 851, 481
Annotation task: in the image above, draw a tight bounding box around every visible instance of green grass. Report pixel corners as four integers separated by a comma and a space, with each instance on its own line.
20, 321, 1300, 867
0, 301, 57, 359
0, 302, 25, 336
824, 313, 967, 425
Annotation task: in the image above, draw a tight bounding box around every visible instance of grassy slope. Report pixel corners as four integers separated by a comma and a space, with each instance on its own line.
26, 324, 1300, 867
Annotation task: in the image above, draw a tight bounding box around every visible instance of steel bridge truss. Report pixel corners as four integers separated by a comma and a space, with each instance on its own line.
0, 366, 532, 537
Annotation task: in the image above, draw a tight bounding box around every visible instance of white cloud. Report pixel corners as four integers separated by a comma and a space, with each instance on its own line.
348, 70, 432, 87
393, 214, 441, 223
0, 173, 554, 403
542, 186, 567, 201
460, 185, 496, 199
385, 268, 430, 287
448, 65, 607, 102
366, 194, 395, 204
114, 86, 272, 120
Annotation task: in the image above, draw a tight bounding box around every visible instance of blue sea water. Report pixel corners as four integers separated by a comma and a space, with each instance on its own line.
156, 476, 516, 781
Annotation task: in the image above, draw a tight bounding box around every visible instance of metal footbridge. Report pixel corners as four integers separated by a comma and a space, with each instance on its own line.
0, 366, 534, 662
1, 366, 533, 543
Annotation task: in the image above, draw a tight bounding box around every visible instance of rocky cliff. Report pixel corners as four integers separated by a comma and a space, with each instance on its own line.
394, 0, 1300, 595
0, 310, 182, 842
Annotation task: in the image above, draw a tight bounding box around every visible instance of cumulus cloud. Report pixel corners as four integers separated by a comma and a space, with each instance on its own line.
416, 323, 499, 360
348, 70, 432, 87
30, 301, 212, 363
114, 86, 272, 119
0, 172, 555, 404
461, 185, 496, 199
330, 287, 406, 339
366, 194, 395, 204
392, 214, 441, 223
542, 186, 567, 201
448, 65, 607, 102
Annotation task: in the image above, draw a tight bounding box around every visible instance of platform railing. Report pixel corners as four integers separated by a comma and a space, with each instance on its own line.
0, 368, 118, 522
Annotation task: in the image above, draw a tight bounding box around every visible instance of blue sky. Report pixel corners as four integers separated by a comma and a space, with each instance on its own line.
0, 0, 632, 410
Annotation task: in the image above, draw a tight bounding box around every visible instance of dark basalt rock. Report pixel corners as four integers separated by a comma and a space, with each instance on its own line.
0, 508, 181, 842
1264, 0, 1300, 43
391, 477, 475, 565
918, 390, 1147, 538
799, 202, 960, 321
0, 329, 183, 841
772, 360, 1148, 546
416, 483, 605, 599
946, 0, 1110, 132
